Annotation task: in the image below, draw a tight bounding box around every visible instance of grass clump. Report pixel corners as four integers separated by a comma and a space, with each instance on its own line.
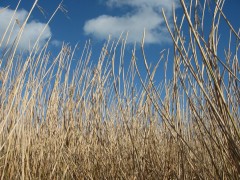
0, 0, 239, 179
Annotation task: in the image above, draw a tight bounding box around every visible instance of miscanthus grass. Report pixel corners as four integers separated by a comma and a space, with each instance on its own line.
0, 0, 239, 179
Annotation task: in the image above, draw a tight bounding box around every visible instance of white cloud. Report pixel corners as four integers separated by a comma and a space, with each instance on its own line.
106, 0, 175, 12
84, 0, 178, 44
0, 7, 51, 50
51, 39, 62, 47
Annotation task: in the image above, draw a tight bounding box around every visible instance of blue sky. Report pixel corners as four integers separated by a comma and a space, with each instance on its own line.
1, 0, 239, 51
0, 0, 178, 48
0, 0, 239, 48
0, 0, 240, 84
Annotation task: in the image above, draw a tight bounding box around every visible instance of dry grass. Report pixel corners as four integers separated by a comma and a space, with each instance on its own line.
0, 0, 239, 179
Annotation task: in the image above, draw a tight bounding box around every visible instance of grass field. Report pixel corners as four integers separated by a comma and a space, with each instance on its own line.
0, 0, 239, 179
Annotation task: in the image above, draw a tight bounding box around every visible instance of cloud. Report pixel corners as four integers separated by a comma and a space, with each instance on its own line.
84, 0, 178, 44
51, 40, 62, 47
0, 7, 51, 50
106, 0, 175, 11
